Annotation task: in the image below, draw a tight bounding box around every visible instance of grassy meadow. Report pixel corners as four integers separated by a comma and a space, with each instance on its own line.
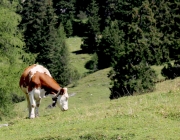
0, 37, 180, 140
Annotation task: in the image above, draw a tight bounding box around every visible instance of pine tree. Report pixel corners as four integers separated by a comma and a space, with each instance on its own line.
64, 19, 73, 37
53, 0, 76, 37
97, 20, 124, 69
109, 61, 156, 99
20, 0, 57, 53
81, 0, 101, 53
45, 24, 79, 86
75, 0, 91, 13
33, 0, 59, 65
152, 0, 180, 79
20, 0, 56, 63
153, 0, 180, 61
108, 0, 161, 99
150, 0, 173, 62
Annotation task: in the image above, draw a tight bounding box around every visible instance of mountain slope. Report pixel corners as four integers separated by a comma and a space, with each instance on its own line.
1, 37, 180, 140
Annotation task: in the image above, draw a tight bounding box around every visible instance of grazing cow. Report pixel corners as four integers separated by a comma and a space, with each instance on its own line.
19, 64, 69, 119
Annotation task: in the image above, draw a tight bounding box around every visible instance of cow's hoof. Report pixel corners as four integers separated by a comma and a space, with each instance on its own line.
29, 115, 35, 119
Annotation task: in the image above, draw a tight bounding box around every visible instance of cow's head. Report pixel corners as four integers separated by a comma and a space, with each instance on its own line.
57, 88, 69, 111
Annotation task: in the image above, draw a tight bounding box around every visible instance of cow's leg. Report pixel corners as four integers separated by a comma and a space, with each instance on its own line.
28, 91, 36, 119
35, 98, 41, 117
52, 97, 58, 107
25, 94, 31, 117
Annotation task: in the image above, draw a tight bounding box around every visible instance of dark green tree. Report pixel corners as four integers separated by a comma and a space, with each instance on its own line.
108, 0, 162, 99
53, 0, 76, 37
81, 0, 101, 53
45, 24, 80, 86
32, 0, 59, 65
150, 0, 174, 62
171, 0, 180, 59
72, 0, 90, 37
109, 61, 156, 99
20, 0, 58, 54
97, 20, 124, 69
150, 0, 180, 79
75, 0, 91, 14
64, 19, 73, 37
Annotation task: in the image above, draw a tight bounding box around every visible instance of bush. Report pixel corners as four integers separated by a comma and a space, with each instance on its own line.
11, 93, 25, 103
85, 53, 98, 71
109, 62, 157, 99
161, 61, 180, 79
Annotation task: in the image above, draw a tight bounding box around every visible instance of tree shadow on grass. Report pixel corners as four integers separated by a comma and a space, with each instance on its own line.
72, 50, 89, 55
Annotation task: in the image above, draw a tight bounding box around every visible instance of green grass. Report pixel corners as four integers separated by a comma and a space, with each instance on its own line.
1, 85, 180, 140
66, 37, 91, 75
151, 65, 165, 80
1, 37, 180, 140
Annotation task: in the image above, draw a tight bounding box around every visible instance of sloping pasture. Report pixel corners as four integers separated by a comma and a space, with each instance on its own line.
0, 37, 180, 140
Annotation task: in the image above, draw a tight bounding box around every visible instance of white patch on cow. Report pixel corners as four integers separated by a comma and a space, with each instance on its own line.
33, 88, 47, 99
57, 88, 69, 111
28, 87, 47, 118
29, 64, 52, 80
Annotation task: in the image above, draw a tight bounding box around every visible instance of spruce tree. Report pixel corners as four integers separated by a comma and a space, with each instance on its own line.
75, 0, 91, 13
45, 24, 79, 86
108, 0, 161, 99
20, 0, 58, 54
33, 0, 58, 65
97, 20, 124, 69
150, 0, 173, 62
81, 0, 101, 53
53, 0, 75, 37
20, 0, 56, 62
153, 0, 180, 61
64, 19, 73, 37
171, 0, 180, 59
152, 0, 180, 79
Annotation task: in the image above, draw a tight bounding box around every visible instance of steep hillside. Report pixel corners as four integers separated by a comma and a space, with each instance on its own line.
1, 37, 180, 139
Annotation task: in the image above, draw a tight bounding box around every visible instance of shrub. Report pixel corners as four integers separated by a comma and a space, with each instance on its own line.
109, 62, 157, 99
85, 53, 98, 71
11, 93, 25, 103
161, 61, 180, 79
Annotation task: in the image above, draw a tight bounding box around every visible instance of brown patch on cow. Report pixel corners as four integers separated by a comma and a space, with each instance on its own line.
28, 71, 61, 93
19, 64, 37, 90
59, 88, 65, 95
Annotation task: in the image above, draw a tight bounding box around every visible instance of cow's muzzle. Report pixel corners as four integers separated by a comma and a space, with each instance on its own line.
62, 108, 68, 111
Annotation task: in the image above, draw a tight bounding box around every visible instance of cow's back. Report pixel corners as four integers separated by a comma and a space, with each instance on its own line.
19, 64, 51, 94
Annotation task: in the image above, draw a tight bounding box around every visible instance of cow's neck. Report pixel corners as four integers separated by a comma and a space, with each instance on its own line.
37, 72, 62, 94
44, 87, 62, 95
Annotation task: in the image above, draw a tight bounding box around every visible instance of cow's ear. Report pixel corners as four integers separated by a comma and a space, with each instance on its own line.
60, 88, 64, 95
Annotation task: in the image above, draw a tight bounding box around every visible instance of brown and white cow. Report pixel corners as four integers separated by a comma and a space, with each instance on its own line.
19, 64, 69, 119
